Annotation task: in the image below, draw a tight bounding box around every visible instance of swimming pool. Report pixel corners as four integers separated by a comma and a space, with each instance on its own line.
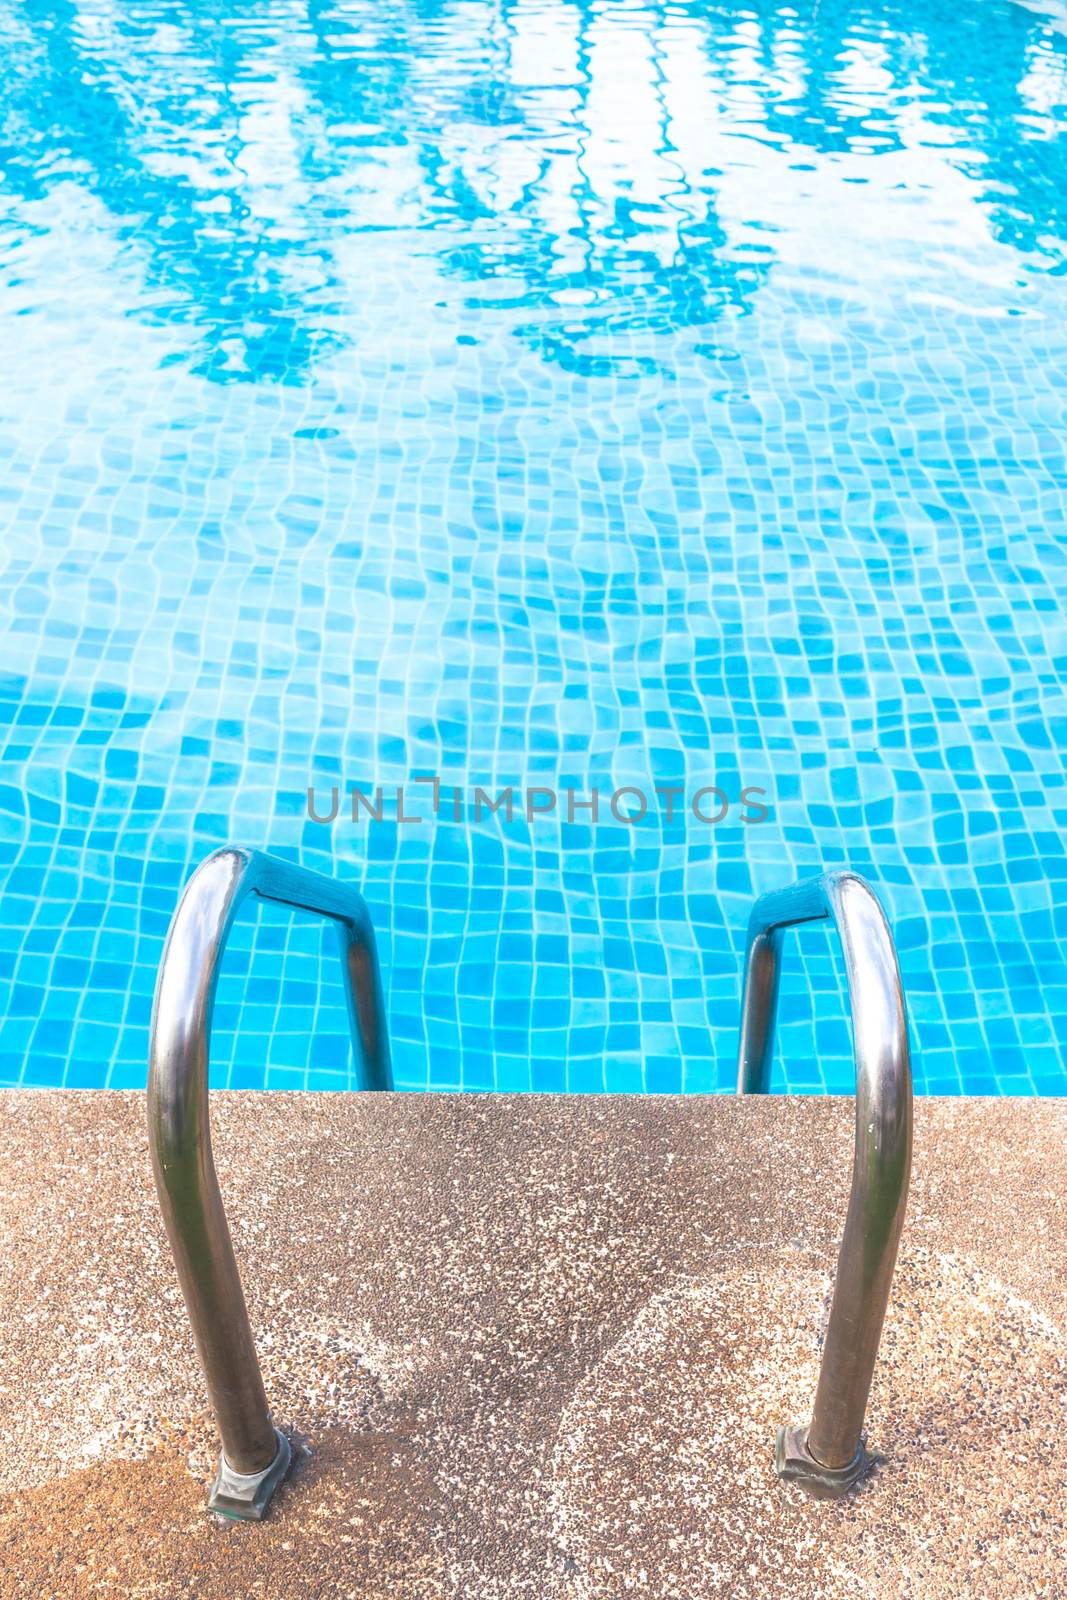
1, 0, 1065, 1095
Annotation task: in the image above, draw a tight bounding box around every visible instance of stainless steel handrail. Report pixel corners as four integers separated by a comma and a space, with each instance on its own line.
736, 871, 912, 1499
147, 846, 391, 1519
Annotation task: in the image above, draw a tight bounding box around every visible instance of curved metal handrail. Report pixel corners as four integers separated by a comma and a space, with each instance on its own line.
147, 846, 391, 1519
736, 871, 912, 1499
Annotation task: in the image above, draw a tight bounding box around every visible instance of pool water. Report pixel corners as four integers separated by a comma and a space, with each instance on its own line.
1, 0, 1066, 1094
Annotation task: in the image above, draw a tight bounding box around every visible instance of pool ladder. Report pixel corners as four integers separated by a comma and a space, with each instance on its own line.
147, 849, 911, 1516
147, 847, 391, 1518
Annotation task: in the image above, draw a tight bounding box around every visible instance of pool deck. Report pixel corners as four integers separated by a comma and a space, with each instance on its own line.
1, 1091, 1064, 1599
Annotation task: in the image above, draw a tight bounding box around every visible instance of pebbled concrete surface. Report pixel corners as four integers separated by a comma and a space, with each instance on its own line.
0, 1091, 1064, 1599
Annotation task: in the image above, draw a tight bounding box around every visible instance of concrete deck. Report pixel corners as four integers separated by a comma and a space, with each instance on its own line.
0, 1091, 1064, 1599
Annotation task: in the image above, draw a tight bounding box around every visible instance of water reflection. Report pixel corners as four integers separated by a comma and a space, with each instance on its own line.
0, 0, 1063, 382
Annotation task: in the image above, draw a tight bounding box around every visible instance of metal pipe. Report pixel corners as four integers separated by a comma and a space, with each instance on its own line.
737, 871, 912, 1499
147, 846, 391, 1518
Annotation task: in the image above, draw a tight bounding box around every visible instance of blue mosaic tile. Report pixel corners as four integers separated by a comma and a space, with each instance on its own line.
1, 0, 1066, 1096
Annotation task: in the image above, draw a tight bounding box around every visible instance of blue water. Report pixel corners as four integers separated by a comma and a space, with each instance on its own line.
1, 0, 1066, 1095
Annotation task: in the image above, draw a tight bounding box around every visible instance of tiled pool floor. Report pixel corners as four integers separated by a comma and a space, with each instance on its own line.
1, 0, 1066, 1093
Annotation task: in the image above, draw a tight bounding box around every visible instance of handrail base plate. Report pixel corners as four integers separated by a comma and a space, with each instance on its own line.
774, 1423, 870, 1500
208, 1428, 293, 1521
